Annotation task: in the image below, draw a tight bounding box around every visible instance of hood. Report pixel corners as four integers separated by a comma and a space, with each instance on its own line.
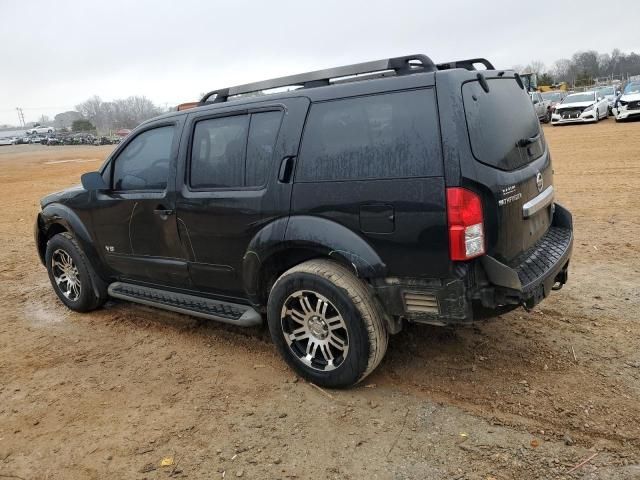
40, 184, 84, 208
556, 100, 595, 109
620, 92, 640, 102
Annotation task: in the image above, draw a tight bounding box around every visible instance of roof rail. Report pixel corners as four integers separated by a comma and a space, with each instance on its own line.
436, 58, 495, 71
200, 54, 436, 104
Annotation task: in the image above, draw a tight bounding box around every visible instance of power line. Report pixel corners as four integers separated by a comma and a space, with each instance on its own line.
15, 108, 25, 128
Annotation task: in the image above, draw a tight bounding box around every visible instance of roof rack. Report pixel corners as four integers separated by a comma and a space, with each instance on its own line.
436, 58, 495, 71
200, 54, 436, 103
196, 55, 496, 106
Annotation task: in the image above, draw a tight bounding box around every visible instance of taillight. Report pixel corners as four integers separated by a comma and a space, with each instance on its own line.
446, 187, 485, 261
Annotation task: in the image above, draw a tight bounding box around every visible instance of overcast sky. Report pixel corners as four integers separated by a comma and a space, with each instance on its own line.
1, 0, 639, 126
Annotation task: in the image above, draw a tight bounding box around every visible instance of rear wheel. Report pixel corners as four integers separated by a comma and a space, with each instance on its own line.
267, 260, 388, 388
45, 232, 107, 312
544, 109, 551, 123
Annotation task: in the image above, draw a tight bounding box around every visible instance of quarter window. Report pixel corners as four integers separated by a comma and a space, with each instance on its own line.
296, 90, 442, 182
112, 126, 174, 191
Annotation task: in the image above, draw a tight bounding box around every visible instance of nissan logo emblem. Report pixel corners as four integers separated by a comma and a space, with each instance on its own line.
536, 172, 544, 193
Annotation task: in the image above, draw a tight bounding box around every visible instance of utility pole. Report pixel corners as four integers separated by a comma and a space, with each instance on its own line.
15, 107, 25, 128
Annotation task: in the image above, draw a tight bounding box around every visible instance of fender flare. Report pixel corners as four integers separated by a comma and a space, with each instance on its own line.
39, 203, 108, 280
242, 215, 387, 304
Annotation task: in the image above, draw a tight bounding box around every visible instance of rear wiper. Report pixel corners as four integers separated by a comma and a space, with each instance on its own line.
517, 133, 540, 148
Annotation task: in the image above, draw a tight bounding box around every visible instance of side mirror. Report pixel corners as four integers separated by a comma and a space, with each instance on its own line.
81, 171, 108, 191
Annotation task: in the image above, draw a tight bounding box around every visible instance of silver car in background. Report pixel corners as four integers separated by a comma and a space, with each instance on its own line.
596, 86, 618, 113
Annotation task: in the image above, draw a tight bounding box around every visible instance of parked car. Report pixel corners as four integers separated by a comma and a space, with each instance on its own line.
0, 137, 13, 146
29, 135, 46, 144
540, 91, 567, 111
529, 91, 553, 123
35, 54, 573, 387
551, 91, 609, 125
612, 81, 640, 122
26, 126, 55, 135
596, 86, 619, 113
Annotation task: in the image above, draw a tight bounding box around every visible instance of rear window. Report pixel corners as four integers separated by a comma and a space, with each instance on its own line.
462, 77, 541, 171
296, 89, 442, 182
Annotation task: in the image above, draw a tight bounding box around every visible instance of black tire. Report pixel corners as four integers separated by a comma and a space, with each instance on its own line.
544, 109, 551, 124
45, 232, 107, 312
267, 259, 388, 388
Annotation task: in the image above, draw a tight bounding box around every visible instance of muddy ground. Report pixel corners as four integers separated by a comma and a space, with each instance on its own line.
1, 119, 639, 479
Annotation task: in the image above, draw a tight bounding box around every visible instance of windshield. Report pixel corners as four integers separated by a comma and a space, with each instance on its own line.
597, 87, 614, 96
624, 82, 640, 94
563, 92, 595, 103
541, 92, 563, 102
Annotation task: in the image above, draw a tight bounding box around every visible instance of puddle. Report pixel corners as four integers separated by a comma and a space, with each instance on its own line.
24, 301, 70, 327
44, 158, 101, 165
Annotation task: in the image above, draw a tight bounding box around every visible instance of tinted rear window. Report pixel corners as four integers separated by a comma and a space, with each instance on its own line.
463, 78, 541, 171
297, 89, 442, 182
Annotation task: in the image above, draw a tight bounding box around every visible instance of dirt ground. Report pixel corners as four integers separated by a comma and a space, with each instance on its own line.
1, 119, 639, 480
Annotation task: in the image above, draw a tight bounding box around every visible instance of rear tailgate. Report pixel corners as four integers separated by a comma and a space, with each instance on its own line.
460, 73, 552, 263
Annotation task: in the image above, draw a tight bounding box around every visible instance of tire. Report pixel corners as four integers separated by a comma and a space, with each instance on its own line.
45, 232, 107, 312
267, 259, 388, 388
544, 109, 551, 124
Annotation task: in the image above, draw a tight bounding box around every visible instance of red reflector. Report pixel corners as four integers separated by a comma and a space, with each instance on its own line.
446, 187, 485, 261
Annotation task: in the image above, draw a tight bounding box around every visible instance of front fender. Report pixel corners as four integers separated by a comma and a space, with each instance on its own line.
39, 203, 107, 279
242, 215, 387, 302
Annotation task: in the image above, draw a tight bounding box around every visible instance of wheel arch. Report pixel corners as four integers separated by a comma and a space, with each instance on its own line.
37, 203, 106, 279
243, 215, 387, 307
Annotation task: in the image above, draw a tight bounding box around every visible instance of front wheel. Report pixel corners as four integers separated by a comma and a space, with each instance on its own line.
544, 109, 552, 123
267, 260, 388, 388
45, 232, 107, 312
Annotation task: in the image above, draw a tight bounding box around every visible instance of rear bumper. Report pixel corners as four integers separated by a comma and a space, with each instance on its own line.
479, 203, 573, 309
372, 203, 573, 327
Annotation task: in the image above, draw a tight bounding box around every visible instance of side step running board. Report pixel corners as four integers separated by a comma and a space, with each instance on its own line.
108, 282, 262, 327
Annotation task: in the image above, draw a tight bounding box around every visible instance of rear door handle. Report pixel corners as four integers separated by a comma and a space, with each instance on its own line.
153, 208, 174, 216
278, 156, 295, 183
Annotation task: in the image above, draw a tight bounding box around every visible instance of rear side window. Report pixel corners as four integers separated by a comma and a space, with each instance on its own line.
463, 78, 541, 171
112, 125, 174, 191
246, 111, 282, 186
296, 89, 442, 182
190, 111, 282, 189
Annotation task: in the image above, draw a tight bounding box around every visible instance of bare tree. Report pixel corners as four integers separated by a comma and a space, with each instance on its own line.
525, 60, 545, 75
75, 95, 162, 133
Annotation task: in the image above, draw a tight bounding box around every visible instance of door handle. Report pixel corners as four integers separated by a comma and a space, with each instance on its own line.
278, 156, 295, 183
153, 208, 174, 216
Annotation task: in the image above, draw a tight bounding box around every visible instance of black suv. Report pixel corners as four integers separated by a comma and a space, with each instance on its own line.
36, 54, 573, 387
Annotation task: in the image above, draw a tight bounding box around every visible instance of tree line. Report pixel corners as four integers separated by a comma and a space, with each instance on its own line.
73, 95, 166, 133
516, 49, 640, 87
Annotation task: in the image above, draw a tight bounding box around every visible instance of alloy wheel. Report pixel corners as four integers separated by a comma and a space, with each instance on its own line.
280, 290, 349, 371
51, 249, 81, 301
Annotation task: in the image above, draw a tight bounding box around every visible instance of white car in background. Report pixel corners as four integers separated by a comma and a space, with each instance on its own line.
0, 137, 14, 146
551, 91, 609, 125
26, 126, 55, 135
612, 81, 640, 122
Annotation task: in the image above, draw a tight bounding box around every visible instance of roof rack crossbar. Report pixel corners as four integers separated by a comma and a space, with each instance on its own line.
436, 58, 495, 71
200, 54, 436, 103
